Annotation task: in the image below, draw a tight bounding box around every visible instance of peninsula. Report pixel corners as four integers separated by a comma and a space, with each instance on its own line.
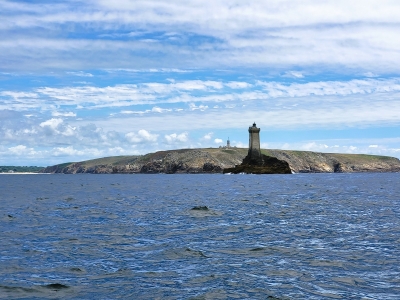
40, 148, 400, 174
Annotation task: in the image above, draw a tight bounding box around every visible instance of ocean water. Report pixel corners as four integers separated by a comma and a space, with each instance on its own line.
0, 173, 399, 300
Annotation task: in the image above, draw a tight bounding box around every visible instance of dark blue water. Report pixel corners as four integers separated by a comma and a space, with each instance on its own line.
0, 173, 399, 299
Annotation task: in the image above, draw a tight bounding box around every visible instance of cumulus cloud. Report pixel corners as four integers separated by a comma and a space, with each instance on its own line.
53, 146, 85, 156
8, 145, 35, 155
299, 142, 329, 152
39, 118, 77, 137
214, 138, 223, 144
234, 141, 247, 148
125, 130, 158, 143
40, 118, 63, 128
164, 132, 189, 144
39, 118, 64, 134
189, 103, 208, 111
202, 132, 213, 140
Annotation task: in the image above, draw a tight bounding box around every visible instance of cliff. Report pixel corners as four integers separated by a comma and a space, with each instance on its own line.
262, 149, 400, 173
40, 148, 400, 174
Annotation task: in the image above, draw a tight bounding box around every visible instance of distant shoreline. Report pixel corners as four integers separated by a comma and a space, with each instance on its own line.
0, 172, 47, 175
39, 148, 400, 174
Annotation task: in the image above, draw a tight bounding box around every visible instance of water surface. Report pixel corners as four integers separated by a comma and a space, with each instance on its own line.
1, 173, 399, 299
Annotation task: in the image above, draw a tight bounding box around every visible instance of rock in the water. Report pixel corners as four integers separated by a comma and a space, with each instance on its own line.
44, 283, 69, 290
223, 154, 291, 174
191, 206, 209, 211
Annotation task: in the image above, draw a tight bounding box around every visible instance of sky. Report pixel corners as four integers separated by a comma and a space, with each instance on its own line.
1, 0, 400, 166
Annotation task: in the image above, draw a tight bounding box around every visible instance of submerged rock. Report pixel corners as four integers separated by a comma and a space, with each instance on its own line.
163, 247, 209, 259
188, 206, 222, 217
44, 283, 69, 290
191, 206, 209, 211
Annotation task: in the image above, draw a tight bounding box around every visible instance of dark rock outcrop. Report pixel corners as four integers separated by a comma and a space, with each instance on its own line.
191, 206, 209, 211
223, 154, 292, 174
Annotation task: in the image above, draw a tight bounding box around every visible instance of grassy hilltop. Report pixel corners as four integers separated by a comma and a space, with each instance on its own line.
40, 148, 400, 174
0, 166, 44, 173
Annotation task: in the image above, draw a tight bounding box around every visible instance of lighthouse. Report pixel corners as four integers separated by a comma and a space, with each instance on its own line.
248, 123, 263, 165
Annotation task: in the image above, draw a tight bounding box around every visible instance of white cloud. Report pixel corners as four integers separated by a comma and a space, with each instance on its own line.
3, 1, 400, 72
172, 80, 223, 91
224, 104, 236, 109
52, 111, 77, 117
151, 106, 171, 113
8, 145, 33, 155
225, 81, 253, 89
269, 140, 400, 158
235, 141, 247, 148
299, 142, 329, 152
125, 129, 158, 143
0, 91, 38, 99
165, 132, 189, 144
53, 146, 85, 156
120, 110, 145, 114
67, 71, 93, 77
90, 91, 400, 135
38, 118, 77, 137
40, 118, 63, 129
363, 72, 378, 78
3, 78, 400, 113
283, 71, 304, 79
189, 103, 208, 111
214, 138, 223, 144
202, 132, 213, 140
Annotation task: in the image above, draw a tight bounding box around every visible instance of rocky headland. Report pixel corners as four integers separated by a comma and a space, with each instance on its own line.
40, 148, 400, 174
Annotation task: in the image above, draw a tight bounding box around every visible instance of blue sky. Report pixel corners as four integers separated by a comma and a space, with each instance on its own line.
1, 0, 400, 166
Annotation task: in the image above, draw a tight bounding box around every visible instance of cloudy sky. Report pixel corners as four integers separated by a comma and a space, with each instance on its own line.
1, 0, 400, 166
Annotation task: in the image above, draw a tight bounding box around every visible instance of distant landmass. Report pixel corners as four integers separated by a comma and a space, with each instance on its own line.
40, 148, 400, 174
0, 166, 44, 173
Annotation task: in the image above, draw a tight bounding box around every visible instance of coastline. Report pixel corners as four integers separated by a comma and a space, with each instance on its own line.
0, 172, 48, 175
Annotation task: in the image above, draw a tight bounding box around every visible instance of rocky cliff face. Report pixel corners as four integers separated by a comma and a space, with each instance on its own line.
40, 148, 400, 174
262, 150, 400, 173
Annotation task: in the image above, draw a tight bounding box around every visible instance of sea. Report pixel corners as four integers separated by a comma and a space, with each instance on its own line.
0, 173, 399, 299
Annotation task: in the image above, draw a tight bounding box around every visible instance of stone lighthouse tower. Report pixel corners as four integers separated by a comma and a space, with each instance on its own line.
248, 122, 263, 165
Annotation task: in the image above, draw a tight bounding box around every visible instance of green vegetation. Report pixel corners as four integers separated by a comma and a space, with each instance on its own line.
55, 162, 74, 169
78, 155, 140, 167
330, 153, 394, 161
0, 166, 44, 173
221, 149, 236, 154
